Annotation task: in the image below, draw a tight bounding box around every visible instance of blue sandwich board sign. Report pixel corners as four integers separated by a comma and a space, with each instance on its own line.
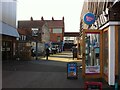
67, 62, 78, 79
83, 12, 96, 25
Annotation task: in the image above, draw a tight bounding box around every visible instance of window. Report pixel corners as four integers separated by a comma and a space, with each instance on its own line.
57, 36, 61, 42
103, 30, 108, 76
53, 28, 62, 33
85, 33, 100, 74
23, 36, 26, 40
20, 35, 26, 41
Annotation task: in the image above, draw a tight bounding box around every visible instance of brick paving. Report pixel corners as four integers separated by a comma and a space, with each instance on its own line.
2, 51, 116, 89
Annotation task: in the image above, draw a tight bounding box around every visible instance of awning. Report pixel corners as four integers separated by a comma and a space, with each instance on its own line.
0, 22, 19, 37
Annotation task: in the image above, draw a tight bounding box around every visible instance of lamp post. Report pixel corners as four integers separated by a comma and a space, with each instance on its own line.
35, 40, 38, 60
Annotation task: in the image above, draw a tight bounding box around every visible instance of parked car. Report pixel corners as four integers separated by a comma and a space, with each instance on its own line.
49, 48, 53, 54
51, 47, 57, 54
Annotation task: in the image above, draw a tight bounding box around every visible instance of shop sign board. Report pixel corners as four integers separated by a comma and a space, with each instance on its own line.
83, 12, 96, 25
67, 62, 77, 79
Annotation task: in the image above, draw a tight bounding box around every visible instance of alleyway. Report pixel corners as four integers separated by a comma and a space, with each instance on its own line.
2, 51, 83, 88
41, 51, 82, 63
2, 51, 114, 89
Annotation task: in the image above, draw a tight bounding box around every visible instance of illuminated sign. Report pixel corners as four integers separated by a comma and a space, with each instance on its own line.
31, 28, 39, 36
83, 12, 96, 25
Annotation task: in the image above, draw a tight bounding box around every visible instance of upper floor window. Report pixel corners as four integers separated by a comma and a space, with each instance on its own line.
53, 28, 62, 33
20, 35, 26, 41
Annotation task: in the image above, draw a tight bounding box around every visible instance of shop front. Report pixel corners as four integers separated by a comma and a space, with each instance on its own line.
2, 35, 17, 60
80, 0, 120, 86
82, 24, 120, 86
101, 24, 120, 85
1, 22, 19, 61
81, 12, 103, 79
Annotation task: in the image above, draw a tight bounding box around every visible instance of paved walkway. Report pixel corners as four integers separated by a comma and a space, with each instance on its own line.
2, 51, 115, 89
38, 51, 81, 63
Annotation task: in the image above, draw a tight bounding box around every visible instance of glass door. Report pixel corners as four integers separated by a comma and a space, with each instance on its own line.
82, 30, 102, 78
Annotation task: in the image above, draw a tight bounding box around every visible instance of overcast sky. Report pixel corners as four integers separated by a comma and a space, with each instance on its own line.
17, 0, 84, 32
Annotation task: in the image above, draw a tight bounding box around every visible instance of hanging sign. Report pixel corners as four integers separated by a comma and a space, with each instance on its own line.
83, 12, 96, 25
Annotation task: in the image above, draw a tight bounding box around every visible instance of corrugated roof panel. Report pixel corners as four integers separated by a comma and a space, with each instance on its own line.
0, 22, 19, 37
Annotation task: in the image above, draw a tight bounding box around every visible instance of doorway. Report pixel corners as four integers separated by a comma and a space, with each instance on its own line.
118, 27, 120, 85
2, 41, 12, 60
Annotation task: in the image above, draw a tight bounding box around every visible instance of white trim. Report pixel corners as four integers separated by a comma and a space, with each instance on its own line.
100, 21, 120, 30
99, 22, 109, 30
108, 26, 115, 85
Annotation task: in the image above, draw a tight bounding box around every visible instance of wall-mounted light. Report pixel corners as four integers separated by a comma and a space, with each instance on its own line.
16, 37, 19, 40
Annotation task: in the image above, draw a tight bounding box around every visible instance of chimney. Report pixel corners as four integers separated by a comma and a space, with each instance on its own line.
52, 17, 54, 20
30, 17, 33, 21
62, 16, 64, 21
41, 16, 44, 20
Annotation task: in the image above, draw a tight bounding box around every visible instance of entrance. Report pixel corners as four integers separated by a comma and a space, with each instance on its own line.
2, 41, 12, 60
82, 30, 102, 78
117, 27, 120, 85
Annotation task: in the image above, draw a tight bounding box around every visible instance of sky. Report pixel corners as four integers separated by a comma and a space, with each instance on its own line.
17, 0, 84, 32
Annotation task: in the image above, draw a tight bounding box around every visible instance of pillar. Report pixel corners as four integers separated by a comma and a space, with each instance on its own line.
108, 26, 115, 85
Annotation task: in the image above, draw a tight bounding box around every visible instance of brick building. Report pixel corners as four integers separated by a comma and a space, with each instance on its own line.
41, 17, 65, 51
17, 17, 50, 60
17, 16, 64, 59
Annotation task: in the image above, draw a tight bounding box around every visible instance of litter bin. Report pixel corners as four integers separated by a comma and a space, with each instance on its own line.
67, 62, 78, 79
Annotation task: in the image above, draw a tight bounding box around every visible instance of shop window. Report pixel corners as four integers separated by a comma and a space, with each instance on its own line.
85, 33, 100, 74
103, 30, 108, 76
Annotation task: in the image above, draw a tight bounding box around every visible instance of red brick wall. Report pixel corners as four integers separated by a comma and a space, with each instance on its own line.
50, 28, 64, 42
50, 33, 63, 42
